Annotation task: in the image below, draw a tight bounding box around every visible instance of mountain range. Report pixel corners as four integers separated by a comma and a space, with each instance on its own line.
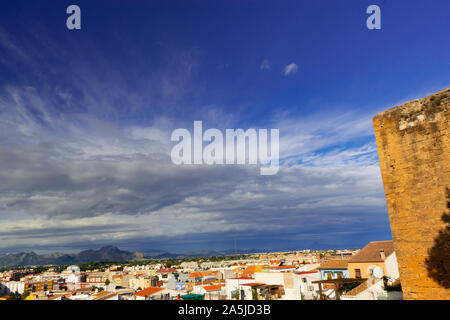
0, 246, 143, 268
0, 246, 271, 268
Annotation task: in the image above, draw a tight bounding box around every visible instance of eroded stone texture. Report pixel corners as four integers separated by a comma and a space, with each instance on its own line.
373, 88, 450, 300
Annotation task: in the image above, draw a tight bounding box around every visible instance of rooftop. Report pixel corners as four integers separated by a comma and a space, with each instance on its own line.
202, 284, 224, 291
348, 240, 395, 263
135, 287, 165, 297
318, 259, 349, 270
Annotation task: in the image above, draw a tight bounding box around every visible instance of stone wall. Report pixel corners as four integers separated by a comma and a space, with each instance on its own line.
373, 88, 450, 300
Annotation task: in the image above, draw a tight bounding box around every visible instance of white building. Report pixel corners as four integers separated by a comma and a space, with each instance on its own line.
224, 277, 256, 299
0, 281, 25, 294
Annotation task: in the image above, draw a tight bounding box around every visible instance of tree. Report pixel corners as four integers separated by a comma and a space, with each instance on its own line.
7, 292, 22, 300
33, 266, 49, 274
22, 291, 30, 299
105, 279, 110, 286
252, 288, 258, 300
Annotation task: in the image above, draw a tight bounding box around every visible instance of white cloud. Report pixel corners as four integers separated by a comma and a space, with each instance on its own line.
260, 59, 271, 70
283, 63, 298, 76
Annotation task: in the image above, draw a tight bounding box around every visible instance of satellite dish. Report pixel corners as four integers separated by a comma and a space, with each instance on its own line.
372, 266, 384, 279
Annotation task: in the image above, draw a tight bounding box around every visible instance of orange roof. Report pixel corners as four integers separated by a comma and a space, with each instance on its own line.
240, 265, 264, 277
202, 284, 224, 291
135, 287, 164, 297
189, 270, 218, 278
268, 266, 295, 269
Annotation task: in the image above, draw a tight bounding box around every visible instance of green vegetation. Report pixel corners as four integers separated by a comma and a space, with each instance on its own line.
427, 92, 449, 110
33, 266, 50, 274
252, 288, 258, 300
6, 291, 30, 300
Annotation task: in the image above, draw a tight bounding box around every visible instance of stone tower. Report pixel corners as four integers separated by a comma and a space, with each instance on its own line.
373, 87, 450, 300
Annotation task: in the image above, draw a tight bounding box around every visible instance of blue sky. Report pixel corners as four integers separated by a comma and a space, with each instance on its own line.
0, 0, 449, 254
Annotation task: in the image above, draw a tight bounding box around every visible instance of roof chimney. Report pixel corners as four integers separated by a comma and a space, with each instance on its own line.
379, 249, 386, 260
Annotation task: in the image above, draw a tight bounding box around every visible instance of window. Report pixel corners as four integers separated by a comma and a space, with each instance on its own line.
325, 272, 332, 280
336, 272, 343, 279
355, 269, 361, 279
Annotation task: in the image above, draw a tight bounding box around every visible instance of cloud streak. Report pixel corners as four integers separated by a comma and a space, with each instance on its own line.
283, 63, 298, 76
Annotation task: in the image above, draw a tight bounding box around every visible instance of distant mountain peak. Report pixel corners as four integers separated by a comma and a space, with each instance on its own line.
0, 245, 143, 268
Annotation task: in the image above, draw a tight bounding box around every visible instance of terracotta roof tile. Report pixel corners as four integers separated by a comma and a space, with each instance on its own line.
135, 287, 164, 297
344, 281, 369, 296
268, 266, 296, 269
349, 241, 394, 263
189, 270, 218, 278
318, 259, 349, 270
202, 284, 224, 291
295, 271, 318, 275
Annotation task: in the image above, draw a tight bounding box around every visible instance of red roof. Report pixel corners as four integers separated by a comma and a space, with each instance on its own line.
229, 277, 254, 280
135, 287, 164, 297
156, 268, 177, 273
295, 271, 318, 275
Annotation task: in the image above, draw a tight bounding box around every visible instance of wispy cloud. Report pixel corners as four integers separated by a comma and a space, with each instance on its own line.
0, 81, 388, 251
283, 63, 298, 76
260, 59, 271, 70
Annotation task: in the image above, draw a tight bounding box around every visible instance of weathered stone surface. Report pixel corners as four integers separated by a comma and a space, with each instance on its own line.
373, 88, 450, 300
